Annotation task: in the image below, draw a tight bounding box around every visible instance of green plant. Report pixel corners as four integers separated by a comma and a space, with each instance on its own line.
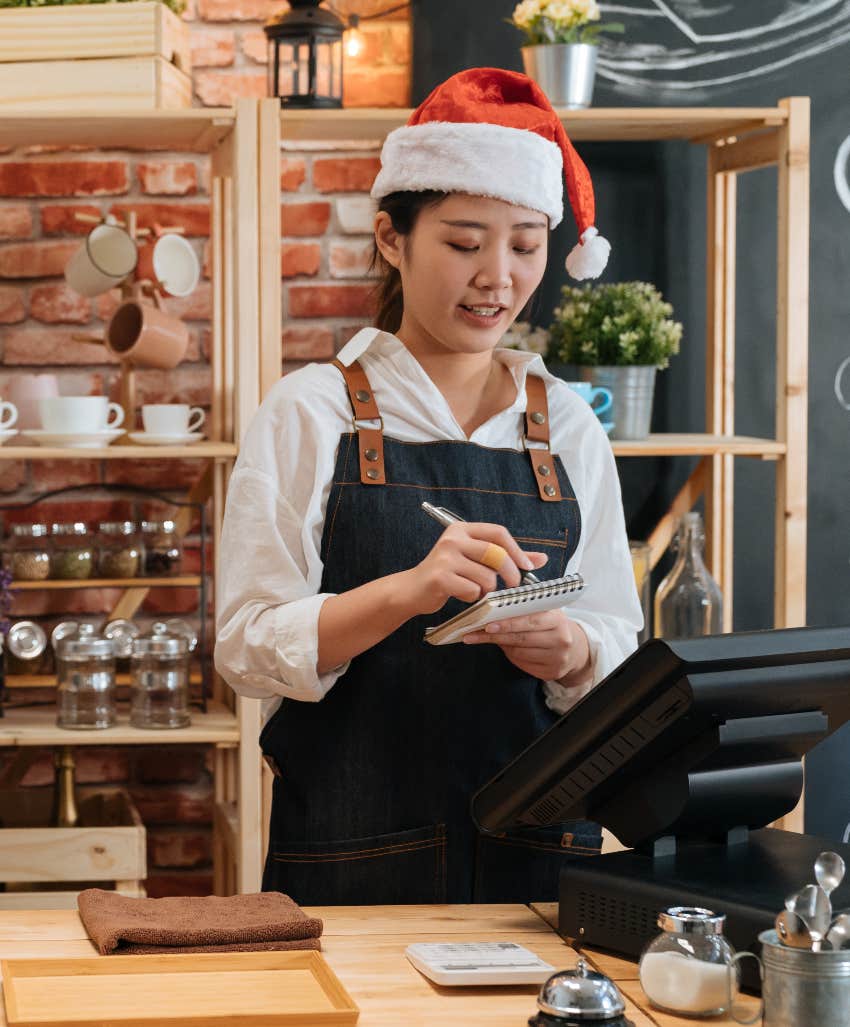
509, 0, 623, 46
0, 0, 186, 15
549, 281, 683, 368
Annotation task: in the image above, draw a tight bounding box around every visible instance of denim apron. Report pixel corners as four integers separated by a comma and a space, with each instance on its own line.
260, 355, 601, 904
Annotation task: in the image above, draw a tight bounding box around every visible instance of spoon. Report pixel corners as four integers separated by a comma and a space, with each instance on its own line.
826, 912, 850, 951
815, 851, 846, 910
776, 909, 812, 948
788, 885, 832, 950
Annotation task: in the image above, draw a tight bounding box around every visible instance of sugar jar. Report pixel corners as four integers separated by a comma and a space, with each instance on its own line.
8, 523, 51, 581
639, 907, 760, 1022
129, 621, 191, 729
55, 623, 117, 729
529, 957, 630, 1026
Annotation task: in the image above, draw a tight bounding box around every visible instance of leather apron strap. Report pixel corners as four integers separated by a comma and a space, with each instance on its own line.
524, 374, 562, 502
332, 358, 386, 485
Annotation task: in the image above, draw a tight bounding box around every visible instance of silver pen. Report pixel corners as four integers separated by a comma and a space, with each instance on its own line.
420, 501, 541, 585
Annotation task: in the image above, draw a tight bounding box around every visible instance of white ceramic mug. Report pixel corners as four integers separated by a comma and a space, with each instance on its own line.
136, 234, 200, 298
64, 223, 138, 298
142, 404, 205, 436
39, 396, 124, 434
0, 400, 17, 430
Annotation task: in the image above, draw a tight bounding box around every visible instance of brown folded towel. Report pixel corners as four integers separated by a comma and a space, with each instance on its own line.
78, 888, 323, 956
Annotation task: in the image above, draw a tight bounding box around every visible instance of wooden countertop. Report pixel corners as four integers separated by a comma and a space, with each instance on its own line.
0, 904, 760, 1026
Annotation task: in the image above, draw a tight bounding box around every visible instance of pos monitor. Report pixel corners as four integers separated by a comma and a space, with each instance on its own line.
471, 626, 850, 972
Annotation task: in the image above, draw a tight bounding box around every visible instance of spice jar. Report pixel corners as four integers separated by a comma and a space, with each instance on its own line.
5, 620, 49, 675
55, 623, 117, 730
8, 523, 51, 581
50, 522, 94, 580
129, 621, 191, 729
141, 520, 182, 576
97, 520, 143, 578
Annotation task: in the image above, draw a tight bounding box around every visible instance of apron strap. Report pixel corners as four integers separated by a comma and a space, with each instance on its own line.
524, 374, 562, 502
332, 358, 386, 485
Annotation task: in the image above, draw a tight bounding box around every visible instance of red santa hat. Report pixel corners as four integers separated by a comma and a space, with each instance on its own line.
370, 66, 610, 280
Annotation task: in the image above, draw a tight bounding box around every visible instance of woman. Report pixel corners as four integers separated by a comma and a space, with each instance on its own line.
215, 67, 642, 905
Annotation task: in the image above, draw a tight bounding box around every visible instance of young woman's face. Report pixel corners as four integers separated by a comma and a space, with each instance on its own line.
381, 193, 549, 356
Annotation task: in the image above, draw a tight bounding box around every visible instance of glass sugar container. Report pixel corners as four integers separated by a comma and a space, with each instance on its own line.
141, 520, 182, 577
129, 621, 191, 729
50, 522, 95, 581
97, 520, 143, 578
8, 523, 51, 581
55, 623, 117, 730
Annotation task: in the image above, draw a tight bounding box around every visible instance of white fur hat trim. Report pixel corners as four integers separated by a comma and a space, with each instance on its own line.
370, 122, 564, 228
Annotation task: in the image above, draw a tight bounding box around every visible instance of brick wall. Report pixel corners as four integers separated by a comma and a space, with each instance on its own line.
0, 3, 410, 896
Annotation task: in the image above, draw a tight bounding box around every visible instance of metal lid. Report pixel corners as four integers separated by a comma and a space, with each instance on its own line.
162, 617, 198, 653
11, 523, 49, 538
51, 620, 80, 651
141, 519, 177, 534
658, 907, 725, 936
536, 958, 626, 1020
132, 621, 189, 657
56, 622, 114, 660
6, 620, 47, 660
103, 618, 141, 659
51, 521, 89, 537
98, 520, 138, 536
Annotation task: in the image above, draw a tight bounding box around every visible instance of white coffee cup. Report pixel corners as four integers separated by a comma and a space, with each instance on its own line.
39, 396, 124, 434
0, 400, 18, 431
64, 223, 138, 298
142, 404, 205, 436
136, 234, 200, 298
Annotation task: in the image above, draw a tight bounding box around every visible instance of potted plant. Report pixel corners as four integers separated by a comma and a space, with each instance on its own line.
509, 0, 624, 109
548, 280, 682, 440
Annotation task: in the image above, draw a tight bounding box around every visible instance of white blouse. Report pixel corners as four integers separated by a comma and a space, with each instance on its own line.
214, 328, 643, 720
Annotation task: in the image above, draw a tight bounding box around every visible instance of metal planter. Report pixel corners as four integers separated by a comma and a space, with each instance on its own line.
580, 365, 657, 440
521, 42, 598, 109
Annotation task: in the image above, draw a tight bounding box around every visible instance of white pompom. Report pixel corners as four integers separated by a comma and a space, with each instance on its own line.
565, 226, 611, 281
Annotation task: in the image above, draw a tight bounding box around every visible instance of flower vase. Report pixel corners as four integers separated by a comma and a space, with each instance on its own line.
521, 42, 598, 109
580, 366, 656, 440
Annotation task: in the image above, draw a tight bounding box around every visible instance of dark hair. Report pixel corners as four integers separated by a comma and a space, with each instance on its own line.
370, 191, 446, 334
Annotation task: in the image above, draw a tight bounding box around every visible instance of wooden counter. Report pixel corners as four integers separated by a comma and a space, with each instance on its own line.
0, 904, 760, 1025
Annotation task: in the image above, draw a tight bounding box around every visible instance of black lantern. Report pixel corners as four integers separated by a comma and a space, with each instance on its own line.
265, 0, 344, 109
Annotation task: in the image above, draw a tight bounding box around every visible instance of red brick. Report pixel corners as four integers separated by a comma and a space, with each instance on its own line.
136, 161, 198, 196
130, 782, 212, 824
103, 458, 208, 489
108, 202, 210, 237
142, 587, 199, 615
74, 749, 130, 785
338, 322, 370, 347
3, 328, 117, 366
30, 283, 92, 324
280, 157, 306, 192
200, 327, 212, 360
136, 747, 206, 784
0, 161, 128, 198
344, 68, 410, 108
0, 284, 25, 323
0, 205, 32, 240
313, 157, 380, 194
94, 288, 121, 322
198, 0, 277, 20
161, 280, 212, 320
132, 367, 212, 406
241, 28, 267, 64
10, 588, 122, 617
145, 871, 214, 898
190, 30, 235, 68
288, 283, 375, 319
0, 241, 80, 279
282, 242, 320, 279
41, 204, 101, 236
389, 22, 412, 64
282, 325, 334, 361
329, 239, 374, 279
194, 70, 266, 107
148, 829, 212, 869
4, 498, 127, 527
0, 461, 26, 492
29, 461, 104, 493
201, 240, 211, 279
282, 201, 331, 237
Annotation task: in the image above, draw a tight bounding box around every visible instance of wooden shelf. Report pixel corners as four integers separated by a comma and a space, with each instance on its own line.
0, 442, 237, 460
281, 106, 787, 145
610, 434, 785, 458
11, 576, 202, 591
5, 672, 202, 688
0, 700, 238, 746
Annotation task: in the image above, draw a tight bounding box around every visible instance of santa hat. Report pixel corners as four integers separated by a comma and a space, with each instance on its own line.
370, 67, 610, 280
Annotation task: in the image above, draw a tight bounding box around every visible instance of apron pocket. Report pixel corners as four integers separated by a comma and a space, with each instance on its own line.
514, 532, 571, 578
264, 823, 447, 905
474, 822, 601, 904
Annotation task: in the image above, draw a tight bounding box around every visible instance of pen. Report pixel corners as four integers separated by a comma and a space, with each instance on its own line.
420, 501, 541, 585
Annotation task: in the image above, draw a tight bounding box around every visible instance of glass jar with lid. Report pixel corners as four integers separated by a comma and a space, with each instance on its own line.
50, 522, 95, 580
8, 523, 51, 581
129, 621, 191, 729
141, 520, 182, 577
97, 520, 143, 578
55, 623, 117, 729
4, 620, 49, 675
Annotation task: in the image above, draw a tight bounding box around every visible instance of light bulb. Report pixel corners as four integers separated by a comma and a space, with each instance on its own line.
345, 25, 364, 58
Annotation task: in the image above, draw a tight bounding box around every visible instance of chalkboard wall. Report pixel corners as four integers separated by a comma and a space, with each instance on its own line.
412, 0, 850, 841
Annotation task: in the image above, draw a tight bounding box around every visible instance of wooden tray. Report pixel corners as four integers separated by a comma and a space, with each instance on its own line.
1, 951, 359, 1027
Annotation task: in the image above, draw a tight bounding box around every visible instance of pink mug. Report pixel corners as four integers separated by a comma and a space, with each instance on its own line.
105, 290, 189, 370
6, 373, 59, 430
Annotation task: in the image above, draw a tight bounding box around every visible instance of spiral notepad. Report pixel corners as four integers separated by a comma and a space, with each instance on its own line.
423, 572, 585, 646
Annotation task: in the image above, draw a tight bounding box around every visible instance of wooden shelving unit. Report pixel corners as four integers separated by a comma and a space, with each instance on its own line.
11, 577, 202, 590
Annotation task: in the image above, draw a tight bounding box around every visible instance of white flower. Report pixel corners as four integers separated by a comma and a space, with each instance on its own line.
512, 0, 545, 28
544, 0, 585, 24
499, 321, 550, 355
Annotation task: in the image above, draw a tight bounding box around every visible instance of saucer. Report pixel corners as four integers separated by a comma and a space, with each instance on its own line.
128, 431, 205, 446
22, 428, 124, 449
0, 429, 18, 446
600, 422, 615, 436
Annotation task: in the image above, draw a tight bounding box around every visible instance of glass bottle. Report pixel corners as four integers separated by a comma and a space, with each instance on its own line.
50, 746, 79, 827
654, 512, 723, 639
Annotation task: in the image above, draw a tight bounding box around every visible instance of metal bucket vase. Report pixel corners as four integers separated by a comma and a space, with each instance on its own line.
760, 929, 850, 1026
581, 366, 657, 440
521, 43, 598, 109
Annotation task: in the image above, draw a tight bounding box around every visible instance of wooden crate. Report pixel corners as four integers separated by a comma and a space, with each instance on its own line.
0, 788, 146, 909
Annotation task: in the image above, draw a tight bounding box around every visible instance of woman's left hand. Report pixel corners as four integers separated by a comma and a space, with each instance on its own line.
462, 609, 592, 686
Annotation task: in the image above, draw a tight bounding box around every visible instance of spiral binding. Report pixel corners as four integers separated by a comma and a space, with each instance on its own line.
492, 573, 584, 608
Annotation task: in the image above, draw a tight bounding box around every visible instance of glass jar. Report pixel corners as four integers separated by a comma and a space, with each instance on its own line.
639, 907, 759, 1021
97, 520, 143, 578
654, 512, 723, 639
55, 623, 116, 729
8, 523, 51, 581
141, 520, 182, 577
5, 620, 49, 675
129, 622, 191, 729
50, 522, 95, 581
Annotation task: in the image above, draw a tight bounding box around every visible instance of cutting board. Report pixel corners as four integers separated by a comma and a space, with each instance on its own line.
1, 950, 359, 1026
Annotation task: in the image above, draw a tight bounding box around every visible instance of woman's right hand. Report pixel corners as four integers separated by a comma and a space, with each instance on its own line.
402, 522, 548, 616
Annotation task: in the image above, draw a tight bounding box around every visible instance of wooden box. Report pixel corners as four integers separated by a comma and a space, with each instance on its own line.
0, 2, 192, 110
